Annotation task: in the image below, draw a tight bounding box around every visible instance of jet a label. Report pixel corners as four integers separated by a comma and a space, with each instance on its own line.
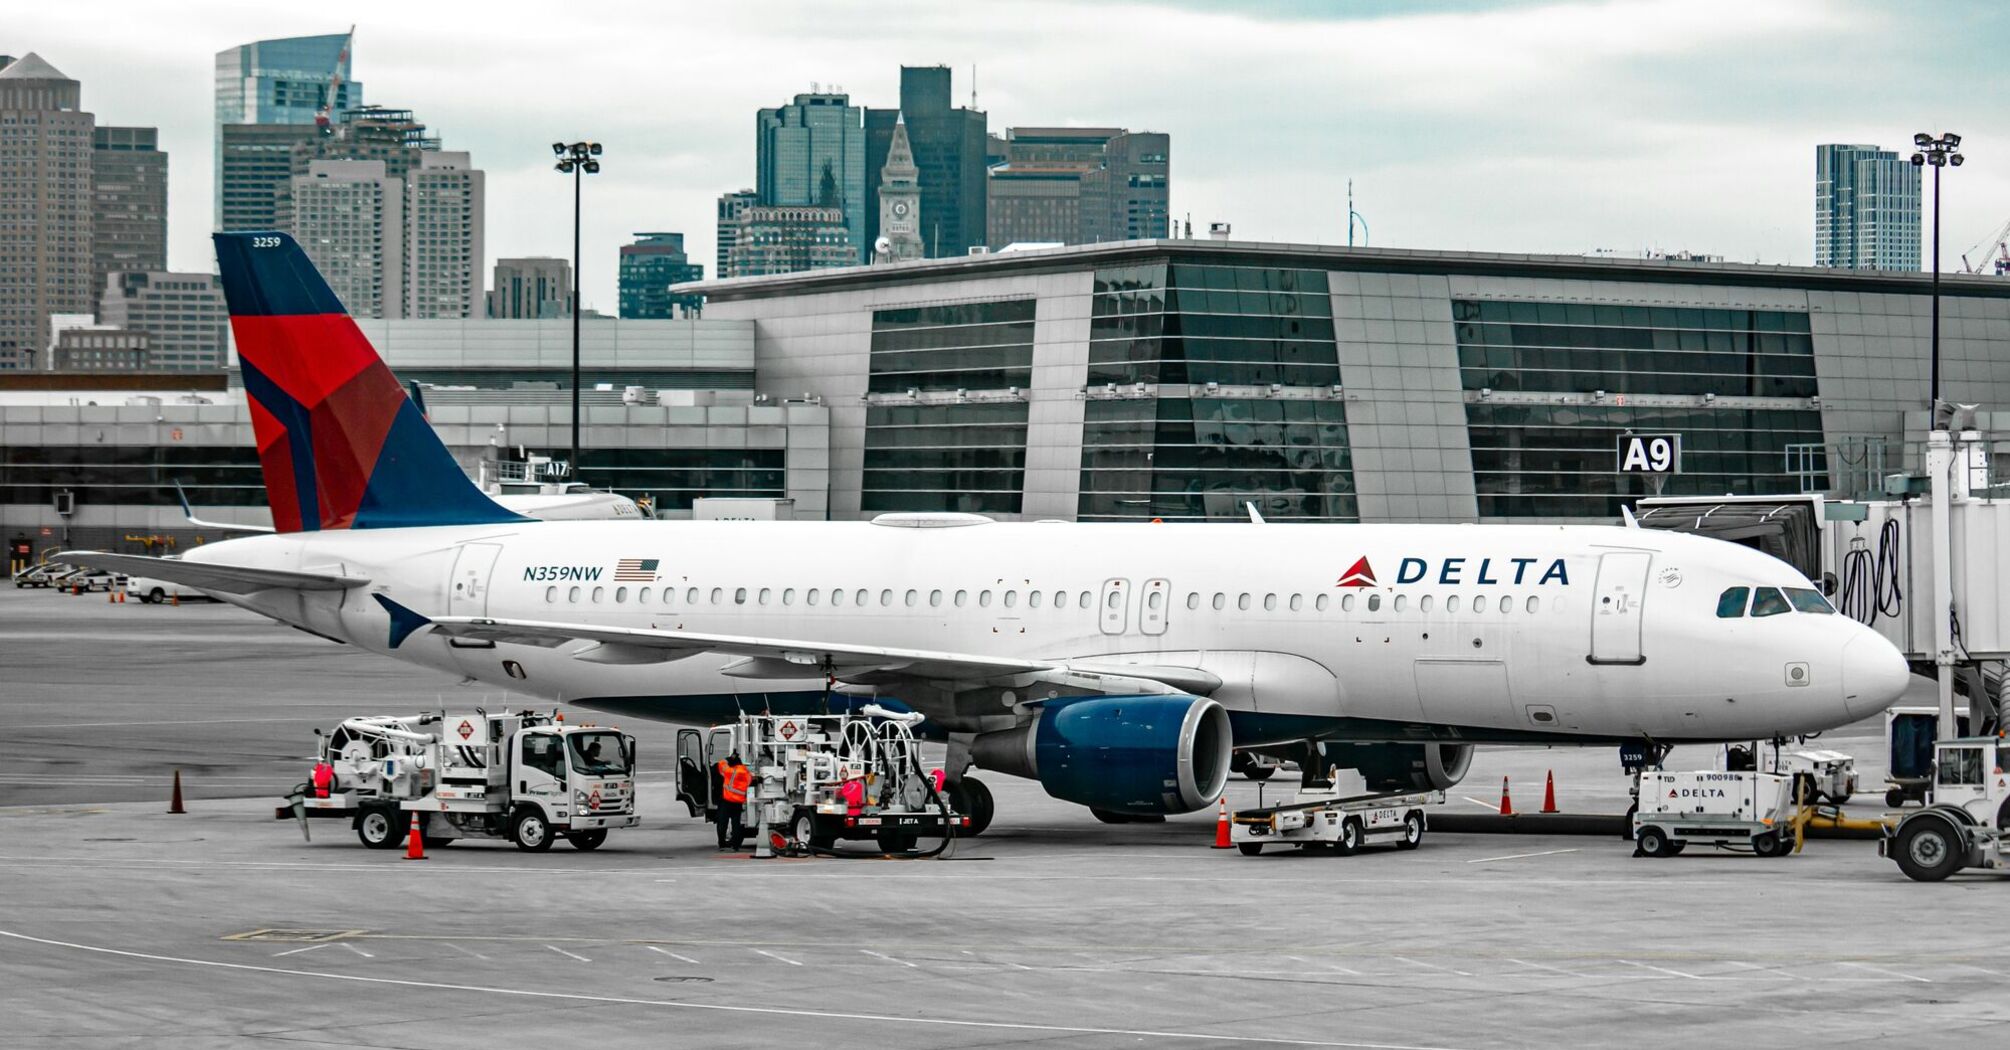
1389, 557, 1571, 586
523, 565, 603, 582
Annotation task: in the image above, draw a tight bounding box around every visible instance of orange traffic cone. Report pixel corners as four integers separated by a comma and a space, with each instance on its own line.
1541, 771, 1559, 814
1498, 776, 1514, 816
107, 588, 115, 604
1212, 796, 1232, 849
170, 592, 180, 607
167, 769, 186, 814
405, 813, 426, 860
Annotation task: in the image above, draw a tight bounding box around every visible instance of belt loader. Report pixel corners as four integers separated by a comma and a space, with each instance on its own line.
278, 710, 639, 852
1229, 771, 1438, 856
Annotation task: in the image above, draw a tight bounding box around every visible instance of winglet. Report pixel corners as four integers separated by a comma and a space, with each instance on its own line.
1245, 501, 1266, 525
1620, 505, 1640, 529
372, 594, 432, 650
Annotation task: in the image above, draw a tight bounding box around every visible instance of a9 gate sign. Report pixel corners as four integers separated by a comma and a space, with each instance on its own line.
1616, 433, 1682, 475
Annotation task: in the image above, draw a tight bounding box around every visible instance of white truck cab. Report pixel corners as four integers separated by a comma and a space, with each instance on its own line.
1883, 737, 2010, 881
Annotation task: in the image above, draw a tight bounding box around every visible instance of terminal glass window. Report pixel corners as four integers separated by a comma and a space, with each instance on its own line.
863, 402, 1027, 514
1, 444, 265, 508
578, 448, 784, 512
1090, 263, 1337, 387
869, 299, 1036, 394
1455, 300, 1824, 520
1078, 396, 1356, 522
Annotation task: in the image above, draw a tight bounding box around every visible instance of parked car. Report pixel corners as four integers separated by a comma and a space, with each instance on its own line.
126, 556, 216, 604
13, 564, 76, 589
61, 568, 125, 593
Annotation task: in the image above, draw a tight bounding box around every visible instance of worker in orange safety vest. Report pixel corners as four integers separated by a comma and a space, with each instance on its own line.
714, 753, 750, 850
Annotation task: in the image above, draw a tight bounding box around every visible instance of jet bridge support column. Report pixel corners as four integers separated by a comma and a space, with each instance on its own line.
1928, 430, 1958, 741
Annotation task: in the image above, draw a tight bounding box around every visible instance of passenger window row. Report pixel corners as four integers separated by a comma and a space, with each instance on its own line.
536, 585, 1552, 617
1715, 585, 1834, 619
1182, 591, 1547, 616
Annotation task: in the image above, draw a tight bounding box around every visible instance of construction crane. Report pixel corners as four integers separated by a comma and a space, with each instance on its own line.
313, 27, 355, 137
1959, 216, 2010, 275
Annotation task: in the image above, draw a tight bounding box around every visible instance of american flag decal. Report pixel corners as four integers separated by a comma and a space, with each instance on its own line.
614, 558, 660, 582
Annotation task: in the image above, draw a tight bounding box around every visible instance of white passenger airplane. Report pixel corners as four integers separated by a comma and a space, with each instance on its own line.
58, 233, 1913, 830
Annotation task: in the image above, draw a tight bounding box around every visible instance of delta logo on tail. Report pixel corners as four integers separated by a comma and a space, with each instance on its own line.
1336, 556, 1572, 588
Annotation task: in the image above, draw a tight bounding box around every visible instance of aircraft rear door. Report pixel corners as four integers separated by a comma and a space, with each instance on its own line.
448, 542, 504, 617
1588, 551, 1652, 665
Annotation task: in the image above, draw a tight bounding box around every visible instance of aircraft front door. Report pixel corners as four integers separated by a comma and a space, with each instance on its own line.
448, 542, 504, 617
1098, 578, 1131, 635
1588, 551, 1652, 665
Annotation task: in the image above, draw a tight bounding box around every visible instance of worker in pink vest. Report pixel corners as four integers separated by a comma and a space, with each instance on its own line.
837, 769, 865, 816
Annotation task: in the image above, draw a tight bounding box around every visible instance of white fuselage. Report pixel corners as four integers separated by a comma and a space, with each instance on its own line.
187, 519, 1910, 744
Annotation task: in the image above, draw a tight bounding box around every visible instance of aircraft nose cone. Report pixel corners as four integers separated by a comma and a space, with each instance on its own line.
1842, 633, 1911, 719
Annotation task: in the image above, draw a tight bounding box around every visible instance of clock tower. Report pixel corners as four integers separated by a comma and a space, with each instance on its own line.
875, 115, 924, 263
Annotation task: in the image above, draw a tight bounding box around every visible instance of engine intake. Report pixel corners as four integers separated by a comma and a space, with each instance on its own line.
1320, 741, 1473, 793
971, 695, 1231, 815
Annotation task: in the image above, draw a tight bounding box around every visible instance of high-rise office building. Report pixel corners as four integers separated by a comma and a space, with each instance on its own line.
53, 327, 151, 371
291, 160, 403, 319
866, 67, 986, 258
90, 126, 168, 303
213, 32, 361, 226
757, 93, 867, 263
218, 122, 319, 232
1816, 144, 1921, 272
98, 272, 229, 370
726, 206, 854, 278
985, 128, 1171, 248
619, 233, 703, 319
488, 258, 572, 319
715, 190, 757, 278
0, 54, 95, 370
876, 121, 923, 263
403, 151, 483, 319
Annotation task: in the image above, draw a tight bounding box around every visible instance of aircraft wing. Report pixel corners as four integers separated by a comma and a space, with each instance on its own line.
423, 615, 1221, 696
175, 481, 275, 534
51, 551, 369, 594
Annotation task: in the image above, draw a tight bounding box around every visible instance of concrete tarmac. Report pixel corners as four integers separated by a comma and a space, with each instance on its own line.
3, 586, 2006, 1048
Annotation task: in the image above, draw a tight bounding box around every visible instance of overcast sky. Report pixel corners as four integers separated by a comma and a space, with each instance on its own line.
11, 0, 2010, 311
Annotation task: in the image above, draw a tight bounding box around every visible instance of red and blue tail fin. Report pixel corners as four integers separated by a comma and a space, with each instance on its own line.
214, 231, 527, 532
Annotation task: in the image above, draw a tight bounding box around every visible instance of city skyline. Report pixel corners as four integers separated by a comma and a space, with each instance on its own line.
8, 0, 2009, 311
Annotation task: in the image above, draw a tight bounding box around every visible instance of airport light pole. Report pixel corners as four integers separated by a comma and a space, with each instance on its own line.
1910, 132, 1962, 410
553, 141, 602, 482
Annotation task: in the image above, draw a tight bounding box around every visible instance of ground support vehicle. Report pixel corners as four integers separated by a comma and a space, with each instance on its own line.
1881, 736, 2010, 881
12, 564, 68, 589
1725, 742, 1857, 805
1632, 770, 1798, 858
127, 557, 217, 604
1229, 774, 1439, 856
672, 709, 967, 855
1884, 706, 1966, 807
277, 711, 638, 852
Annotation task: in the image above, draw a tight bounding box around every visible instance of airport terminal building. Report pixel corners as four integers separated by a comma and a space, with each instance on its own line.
5, 240, 2009, 549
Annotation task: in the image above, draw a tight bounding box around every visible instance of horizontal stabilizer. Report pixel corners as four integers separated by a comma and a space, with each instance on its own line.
51, 551, 369, 594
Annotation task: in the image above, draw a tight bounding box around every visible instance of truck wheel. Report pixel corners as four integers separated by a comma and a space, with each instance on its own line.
1237, 842, 1263, 856
1636, 826, 1675, 858
791, 810, 826, 851
356, 807, 405, 850
1336, 818, 1364, 856
568, 829, 607, 851
510, 809, 555, 852
1752, 831, 1786, 858
949, 777, 994, 837
147, 587, 165, 605
1792, 774, 1816, 806
1885, 788, 1907, 809
1830, 792, 1851, 806
1894, 817, 1965, 882
874, 826, 917, 853
1397, 811, 1424, 851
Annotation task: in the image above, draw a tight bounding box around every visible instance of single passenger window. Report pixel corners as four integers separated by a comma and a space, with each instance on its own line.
1367, 594, 1381, 612
1079, 591, 1093, 608
783, 588, 796, 605
831, 589, 845, 607
881, 589, 894, 606
1106, 591, 1121, 609
1289, 594, 1302, 612
1237, 593, 1251, 611
1050, 590, 1065, 608
615, 586, 628, 603
709, 587, 722, 605
1393, 594, 1407, 612
1341, 593, 1355, 612
807, 589, 821, 606
1184, 593, 1198, 611
980, 590, 993, 608
1145, 591, 1159, 610
759, 587, 772, 605
1419, 595, 1435, 613
685, 587, 698, 604
1212, 593, 1226, 611
639, 587, 652, 604
545, 586, 557, 603
1499, 595, 1513, 614
955, 590, 968, 607
1446, 595, 1459, 612
1315, 594, 1329, 612
905, 590, 918, 607
930, 590, 943, 607
1263, 593, 1277, 611
592, 587, 605, 603
734, 587, 747, 605
1524, 595, 1538, 613
1751, 587, 1791, 617
855, 589, 869, 606
1785, 588, 1834, 615
568, 586, 581, 603
1716, 587, 1748, 618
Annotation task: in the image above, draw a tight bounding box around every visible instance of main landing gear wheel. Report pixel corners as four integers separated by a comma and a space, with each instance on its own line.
510, 809, 555, 852
568, 829, 607, 851
949, 777, 994, 836
1397, 812, 1424, 851
357, 806, 405, 850
1894, 817, 1964, 882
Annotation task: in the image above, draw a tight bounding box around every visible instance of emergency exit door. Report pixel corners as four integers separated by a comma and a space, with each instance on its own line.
1588, 551, 1652, 665
448, 542, 504, 617
1098, 578, 1131, 635
1139, 578, 1171, 636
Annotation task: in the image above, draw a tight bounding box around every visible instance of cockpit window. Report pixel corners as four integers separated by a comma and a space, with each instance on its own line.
1716, 587, 1748, 619
1750, 587, 1791, 618
1785, 587, 1834, 614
